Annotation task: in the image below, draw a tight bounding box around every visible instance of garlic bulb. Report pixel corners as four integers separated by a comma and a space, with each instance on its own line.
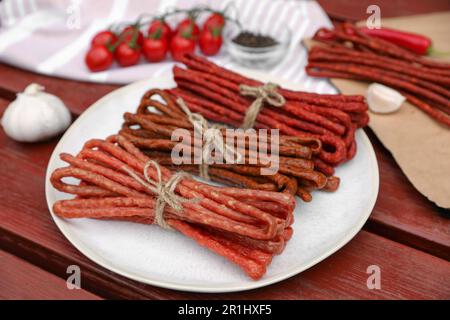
1, 83, 71, 142
366, 83, 406, 114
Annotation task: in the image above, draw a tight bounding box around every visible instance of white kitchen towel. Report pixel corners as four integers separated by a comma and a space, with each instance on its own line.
0, 0, 335, 91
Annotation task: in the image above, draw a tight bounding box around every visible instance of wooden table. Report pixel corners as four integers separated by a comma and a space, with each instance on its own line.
1, 1, 449, 300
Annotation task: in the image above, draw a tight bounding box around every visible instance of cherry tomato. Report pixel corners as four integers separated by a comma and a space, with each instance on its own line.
176, 18, 200, 39
203, 13, 225, 31
120, 25, 144, 46
142, 37, 168, 62
199, 28, 222, 56
148, 19, 173, 42
115, 42, 141, 66
85, 45, 113, 72
170, 34, 196, 61
91, 30, 118, 47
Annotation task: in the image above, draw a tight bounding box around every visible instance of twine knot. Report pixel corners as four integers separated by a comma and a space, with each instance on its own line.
176, 98, 241, 180
122, 160, 190, 230
239, 82, 286, 129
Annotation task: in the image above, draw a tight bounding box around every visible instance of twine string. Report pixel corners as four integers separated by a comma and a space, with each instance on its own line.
239, 82, 286, 130
176, 98, 242, 180
122, 160, 191, 230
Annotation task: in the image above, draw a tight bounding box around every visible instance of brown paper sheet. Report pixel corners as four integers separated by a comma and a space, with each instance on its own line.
305, 12, 450, 208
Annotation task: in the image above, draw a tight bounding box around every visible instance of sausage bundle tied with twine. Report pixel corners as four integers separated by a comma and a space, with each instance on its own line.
171, 54, 370, 168
50, 134, 296, 280
176, 97, 242, 181
121, 160, 193, 230
120, 89, 340, 201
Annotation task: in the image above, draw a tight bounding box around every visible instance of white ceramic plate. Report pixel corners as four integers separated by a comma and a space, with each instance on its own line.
45, 72, 379, 293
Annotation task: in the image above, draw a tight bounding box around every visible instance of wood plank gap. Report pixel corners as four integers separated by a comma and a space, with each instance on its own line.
363, 220, 450, 261
0, 87, 16, 102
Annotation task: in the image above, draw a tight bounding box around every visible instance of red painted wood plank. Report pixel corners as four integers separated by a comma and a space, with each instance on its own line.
0, 128, 449, 299
0, 250, 101, 300
0, 63, 119, 115
3, 211, 450, 299
364, 129, 450, 260
318, 0, 450, 22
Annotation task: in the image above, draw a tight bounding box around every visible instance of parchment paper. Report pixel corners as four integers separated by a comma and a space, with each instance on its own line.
307, 12, 450, 208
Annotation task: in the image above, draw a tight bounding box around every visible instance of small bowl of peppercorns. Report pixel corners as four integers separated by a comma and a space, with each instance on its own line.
224, 23, 291, 69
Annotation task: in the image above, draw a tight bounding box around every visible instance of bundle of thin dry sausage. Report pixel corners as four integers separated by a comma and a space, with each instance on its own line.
307, 23, 450, 127
50, 134, 296, 280
119, 89, 339, 202
166, 54, 369, 175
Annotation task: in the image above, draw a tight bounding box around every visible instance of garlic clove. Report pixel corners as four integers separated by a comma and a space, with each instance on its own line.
24, 83, 45, 95
366, 83, 406, 114
1, 83, 71, 142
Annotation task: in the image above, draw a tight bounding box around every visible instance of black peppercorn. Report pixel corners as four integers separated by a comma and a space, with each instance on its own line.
232, 31, 278, 48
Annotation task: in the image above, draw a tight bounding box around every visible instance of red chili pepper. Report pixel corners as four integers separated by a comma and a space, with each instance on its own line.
359, 27, 431, 55
313, 27, 336, 41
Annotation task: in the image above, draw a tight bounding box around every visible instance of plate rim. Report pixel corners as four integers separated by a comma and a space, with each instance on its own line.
45, 75, 379, 293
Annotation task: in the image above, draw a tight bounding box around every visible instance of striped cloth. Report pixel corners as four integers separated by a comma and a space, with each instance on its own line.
0, 0, 335, 92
